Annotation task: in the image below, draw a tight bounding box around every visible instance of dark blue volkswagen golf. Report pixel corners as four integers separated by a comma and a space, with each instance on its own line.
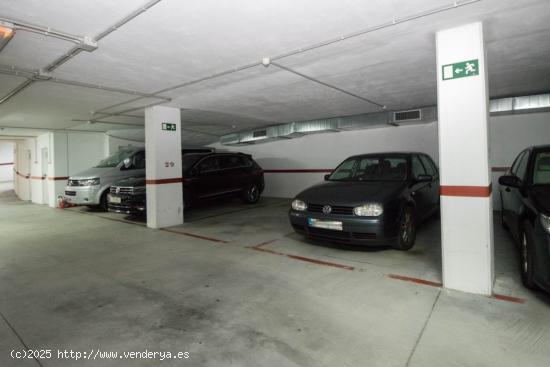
289, 152, 440, 250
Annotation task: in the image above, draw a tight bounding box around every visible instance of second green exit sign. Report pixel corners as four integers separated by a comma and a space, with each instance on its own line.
162, 123, 176, 131
442, 59, 479, 80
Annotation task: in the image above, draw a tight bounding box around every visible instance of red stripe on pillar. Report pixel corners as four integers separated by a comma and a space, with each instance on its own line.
145, 177, 183, 184
440, 184, 492, 197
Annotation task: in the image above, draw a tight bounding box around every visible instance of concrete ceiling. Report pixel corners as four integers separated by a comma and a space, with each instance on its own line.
0, 0, 549, 145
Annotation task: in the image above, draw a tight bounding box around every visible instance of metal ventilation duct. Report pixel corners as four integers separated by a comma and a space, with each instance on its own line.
221, 93, 550, 146
221, 107, 436, 146
489, 94, 550, 113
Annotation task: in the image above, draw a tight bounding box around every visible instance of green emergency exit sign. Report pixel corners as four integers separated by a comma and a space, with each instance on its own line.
162, 123, 176, 131
442, 59, 479, 80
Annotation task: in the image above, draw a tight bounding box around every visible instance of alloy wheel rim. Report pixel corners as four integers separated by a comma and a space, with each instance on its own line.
401, 212, 411, 243
249, 186, 258, 201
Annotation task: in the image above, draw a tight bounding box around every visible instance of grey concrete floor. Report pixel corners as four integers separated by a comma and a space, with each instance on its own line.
1, 185, 550, 366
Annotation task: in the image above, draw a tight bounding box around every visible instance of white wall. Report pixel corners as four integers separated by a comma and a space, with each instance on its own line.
13, 132, 107, 206
210, 111, 550, 209
0, 142, 14, 185
211, 122, 439, 198
105, 135, 145, 156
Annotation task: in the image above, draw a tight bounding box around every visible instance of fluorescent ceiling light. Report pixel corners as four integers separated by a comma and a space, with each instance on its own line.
0, 21, 15, 52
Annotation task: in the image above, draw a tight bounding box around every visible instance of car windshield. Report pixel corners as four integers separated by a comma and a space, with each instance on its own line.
182, 153, 207, 173
328, 155, 408, 182
533, 151, 550, 185
95, 149, 139, 168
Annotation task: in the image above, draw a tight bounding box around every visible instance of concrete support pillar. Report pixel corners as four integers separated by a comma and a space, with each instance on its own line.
436, 22, 494, 295
145, 106, 183, 228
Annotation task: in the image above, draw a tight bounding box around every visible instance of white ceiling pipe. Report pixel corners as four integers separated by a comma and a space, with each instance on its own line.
0, 16, 84, 44
94, 0, 481, 117
0, 63, 171, 101
270, 61, 386, 109
0, 1, 164, 107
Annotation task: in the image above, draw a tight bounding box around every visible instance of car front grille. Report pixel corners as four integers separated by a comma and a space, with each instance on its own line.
64, 191, 76, 196
110, 186, 135, 194
307, 203, 354, 215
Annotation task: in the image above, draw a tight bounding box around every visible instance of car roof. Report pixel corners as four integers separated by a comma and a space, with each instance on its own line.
346, 152, 427, 160
531, 145, 550, 151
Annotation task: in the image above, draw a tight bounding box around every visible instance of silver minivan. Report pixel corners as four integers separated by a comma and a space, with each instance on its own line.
64, 147, 145, 209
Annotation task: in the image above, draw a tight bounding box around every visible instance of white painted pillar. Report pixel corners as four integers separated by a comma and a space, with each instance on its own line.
145, 106, 184, 228
436, 22, 494, 295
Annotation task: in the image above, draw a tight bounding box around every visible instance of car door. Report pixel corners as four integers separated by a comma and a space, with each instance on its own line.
419, 154, 440, 212
506, 150, 530, 241
193, 156, 224, 199
410, 155, 431, 219
219, 155, 245, 193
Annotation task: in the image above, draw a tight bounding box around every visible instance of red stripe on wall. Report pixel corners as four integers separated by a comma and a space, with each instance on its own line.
0, 162, 14, 166
440, 184, 492, 197
145, 177, 183, 185
30, 176, 45, 180
48, 176, 69, 181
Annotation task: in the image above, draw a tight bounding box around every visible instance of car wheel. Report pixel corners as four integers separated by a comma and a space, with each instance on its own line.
242, 183, 260, 204
520, 223, 537, 290
394, 206, 416, 251
99, 190, 109, 211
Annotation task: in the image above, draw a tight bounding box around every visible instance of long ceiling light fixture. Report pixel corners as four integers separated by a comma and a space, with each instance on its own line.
0, 21, 15, 52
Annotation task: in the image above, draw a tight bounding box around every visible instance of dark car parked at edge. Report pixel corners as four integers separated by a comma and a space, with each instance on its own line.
108, 152, 265, 214
499, 145, 550, 292
289, 152, 439, 250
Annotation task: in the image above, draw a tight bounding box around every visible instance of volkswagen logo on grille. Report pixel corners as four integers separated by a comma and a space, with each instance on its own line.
322, 205, 332, 214
115, 187, 121, 194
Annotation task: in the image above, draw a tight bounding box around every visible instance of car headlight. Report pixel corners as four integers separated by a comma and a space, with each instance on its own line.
354, 203, 383, 216
82, 178, 100, 186
540, 214, 550, 234
291, 199, 307, 211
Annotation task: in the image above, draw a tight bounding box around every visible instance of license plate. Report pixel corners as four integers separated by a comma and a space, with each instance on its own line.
109, 195, 121, 204
308, 218, 343, 231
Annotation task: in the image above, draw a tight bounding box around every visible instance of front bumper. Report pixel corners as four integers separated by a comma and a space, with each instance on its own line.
64, 186, 101, 205
289, 209, 399, 246
107, 193, 146, 215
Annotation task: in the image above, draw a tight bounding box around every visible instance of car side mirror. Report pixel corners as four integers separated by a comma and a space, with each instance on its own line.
498, 175, 521, 188
416, 174, 433, 183
324, 174, 331, 181
121, 158, 132, 170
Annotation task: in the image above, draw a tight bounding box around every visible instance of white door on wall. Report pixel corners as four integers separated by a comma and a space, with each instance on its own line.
25, 149, 31, 200
41, 147, 48, 204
